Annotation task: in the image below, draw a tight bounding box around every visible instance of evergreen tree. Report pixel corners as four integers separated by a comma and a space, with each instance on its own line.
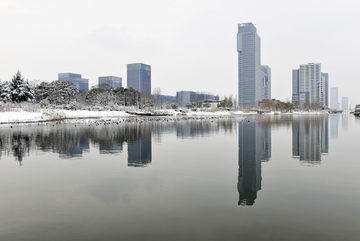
0, 81, 12, 102
9, 71, 34, 103
48, 80, 79, 105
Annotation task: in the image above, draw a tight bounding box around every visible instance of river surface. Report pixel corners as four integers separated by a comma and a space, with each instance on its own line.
0, 114, 359, 240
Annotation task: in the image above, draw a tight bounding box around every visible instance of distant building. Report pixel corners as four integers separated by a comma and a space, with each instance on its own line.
127, 63, 151, 96
176, 91, 219, 107
330, 87, 339, 110
159, 95, 176, 106
98, 76, 122, 89
292, 63, 324, 107
237, 22, 264, 107
261, 65, 271, 100
341, 96, 348, 110
58, 73, 89, 91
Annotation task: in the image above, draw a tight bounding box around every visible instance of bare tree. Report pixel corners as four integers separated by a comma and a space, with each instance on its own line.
152, 87, 162, 109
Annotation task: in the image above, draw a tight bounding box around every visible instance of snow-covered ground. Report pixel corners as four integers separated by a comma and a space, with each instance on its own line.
0, 109, 132, 124
0, 108, 329, 125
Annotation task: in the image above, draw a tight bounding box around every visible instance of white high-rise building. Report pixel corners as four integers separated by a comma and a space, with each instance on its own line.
261, 65, 271, 100
292, 63, 325, 107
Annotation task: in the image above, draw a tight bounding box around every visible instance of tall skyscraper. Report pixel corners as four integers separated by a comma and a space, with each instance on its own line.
321, 73, 329, 108
330, 87, 339, 109
98, 76, 122, 89
261, 65, 271, 100
237, 23, 263, 107
292, 63, 323, 107
58, 73, 89, 91
127, 63, 151, 96
341, 96, 348, 110
292, 69, 300, 106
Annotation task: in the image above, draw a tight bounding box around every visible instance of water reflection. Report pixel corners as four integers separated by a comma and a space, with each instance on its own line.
128, 125, 152, 167
330, 114, 339, 139
292, 115, 329, 164
342, 114, 348, 130
0, 119, 236, 166
176, 121, 219, 138
238, 118, 271, 206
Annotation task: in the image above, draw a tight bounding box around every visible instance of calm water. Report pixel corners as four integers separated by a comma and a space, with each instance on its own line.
0, 115, 359, 240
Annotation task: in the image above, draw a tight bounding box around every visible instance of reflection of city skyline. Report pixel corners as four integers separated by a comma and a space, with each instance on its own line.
292, 115, 329, 164
238, 119, 271, 206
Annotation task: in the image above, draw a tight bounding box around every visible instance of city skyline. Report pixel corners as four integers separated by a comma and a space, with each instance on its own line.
0, 1, 359, 105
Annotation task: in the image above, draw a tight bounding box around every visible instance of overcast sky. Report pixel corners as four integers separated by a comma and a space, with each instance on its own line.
1, 0, 359, 106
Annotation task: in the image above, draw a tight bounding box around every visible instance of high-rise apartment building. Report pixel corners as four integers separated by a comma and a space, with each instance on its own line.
98, 76, 122, 89
261, 65, 271, 100
321, 73, 329, 108
237, 23, 263, 107
292, 63, 325, 107
330, 87, 339, 110
127, 63, 151, 96
58, 73, 89, 91
341, 96, 348, 110
292, 69, 300, 106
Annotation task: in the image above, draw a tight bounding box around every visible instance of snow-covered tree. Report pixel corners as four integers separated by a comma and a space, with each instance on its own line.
0, 81, 12, 102
34, 81, 52, 103
7, 71, 34, 103
48, 80, 79, 105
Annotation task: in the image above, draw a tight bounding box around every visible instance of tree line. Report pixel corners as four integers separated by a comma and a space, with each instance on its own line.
0, 71, 155, 110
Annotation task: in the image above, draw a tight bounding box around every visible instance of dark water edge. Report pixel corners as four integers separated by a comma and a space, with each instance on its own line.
0, 114, 359, 240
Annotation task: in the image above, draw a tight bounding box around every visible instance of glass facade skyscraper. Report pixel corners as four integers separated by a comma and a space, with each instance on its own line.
98, 76, 122, 89
237, 23, 263, 107
58, 73, 89, 91
127, 63, 151, 96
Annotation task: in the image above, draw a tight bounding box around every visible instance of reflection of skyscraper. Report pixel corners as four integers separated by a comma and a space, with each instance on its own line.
238, 120, 271, 206
99, 142, 123, 154
342, 114, 348, 130
176, 121, 219, 138
292, 116, 328, 164
128, 134, 152, 167
330, 114, 339, 138
60, 139, 90, 159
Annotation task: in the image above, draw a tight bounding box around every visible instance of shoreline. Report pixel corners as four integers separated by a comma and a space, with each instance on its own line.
0, 109, 337, 126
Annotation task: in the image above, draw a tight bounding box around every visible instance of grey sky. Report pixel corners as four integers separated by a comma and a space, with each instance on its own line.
1, 0, 359, 106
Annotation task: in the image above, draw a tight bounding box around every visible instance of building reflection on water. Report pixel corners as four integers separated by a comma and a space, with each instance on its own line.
342, 114, 348, 131
60, 139, 90, 159
292, 115, 329, 164
330, 114, 339, 139
238, 119, 271, 206
128, 133, 152, 167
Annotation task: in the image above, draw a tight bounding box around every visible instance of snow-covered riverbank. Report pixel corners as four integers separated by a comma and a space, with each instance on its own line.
0, 109, 330, 125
